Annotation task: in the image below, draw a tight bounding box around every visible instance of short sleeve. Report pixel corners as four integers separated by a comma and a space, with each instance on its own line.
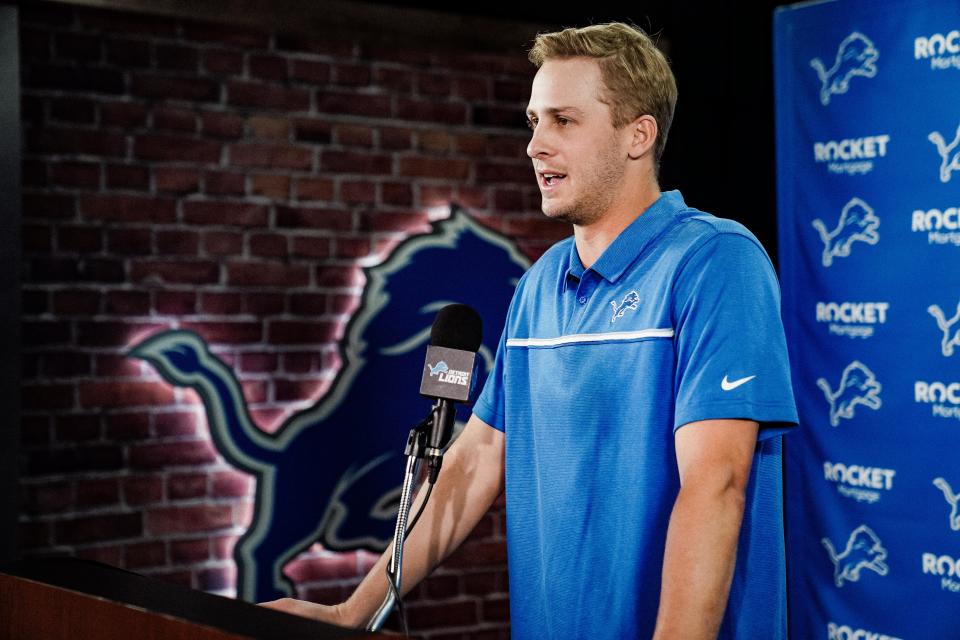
671, 232, 799, 439
473, 323, 508, 432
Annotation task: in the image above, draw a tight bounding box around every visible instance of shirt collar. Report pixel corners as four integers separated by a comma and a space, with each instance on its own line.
564, 190, 687, 284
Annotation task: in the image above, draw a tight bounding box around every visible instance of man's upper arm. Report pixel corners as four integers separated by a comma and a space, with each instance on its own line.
674, 419, 758, 492
447, 413, 505, 497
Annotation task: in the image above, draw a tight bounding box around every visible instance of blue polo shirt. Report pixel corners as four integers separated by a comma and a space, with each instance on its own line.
473, 190, 798, 639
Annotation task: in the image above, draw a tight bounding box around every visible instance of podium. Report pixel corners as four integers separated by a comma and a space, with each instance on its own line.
0, 557, 390, 639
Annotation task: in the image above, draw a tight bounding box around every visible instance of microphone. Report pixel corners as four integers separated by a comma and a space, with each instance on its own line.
419, 303, 482, 482
367, 304, 483, 633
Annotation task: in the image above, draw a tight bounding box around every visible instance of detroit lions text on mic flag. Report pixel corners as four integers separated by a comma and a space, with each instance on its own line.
420, 304, 482, 403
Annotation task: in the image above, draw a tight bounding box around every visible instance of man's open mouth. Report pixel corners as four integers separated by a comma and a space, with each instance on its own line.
540, 172, 567, 187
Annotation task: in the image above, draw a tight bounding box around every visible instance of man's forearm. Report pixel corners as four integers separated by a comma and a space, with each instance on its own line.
652, 482, 746, 640
339, 417, 505, 628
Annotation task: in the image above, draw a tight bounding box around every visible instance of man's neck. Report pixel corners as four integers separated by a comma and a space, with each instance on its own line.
573, 185, 662, 269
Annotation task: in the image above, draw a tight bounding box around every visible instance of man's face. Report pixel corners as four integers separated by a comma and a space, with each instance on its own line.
526, 57, 629, 226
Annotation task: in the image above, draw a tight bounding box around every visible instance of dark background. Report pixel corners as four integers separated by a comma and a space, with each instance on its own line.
371, 0, 800, 262
1, 4, 20, 566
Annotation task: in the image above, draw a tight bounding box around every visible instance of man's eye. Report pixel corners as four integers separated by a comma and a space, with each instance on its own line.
526, 119, 537, 130
557, 117, 569, 126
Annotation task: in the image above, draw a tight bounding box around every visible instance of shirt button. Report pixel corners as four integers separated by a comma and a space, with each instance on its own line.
578, 296, 587, 304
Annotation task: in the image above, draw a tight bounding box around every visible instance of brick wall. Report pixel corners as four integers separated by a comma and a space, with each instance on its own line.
18, 3, 569, 637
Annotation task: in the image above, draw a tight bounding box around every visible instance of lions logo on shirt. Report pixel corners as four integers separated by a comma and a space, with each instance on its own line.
610, 290, 640, 323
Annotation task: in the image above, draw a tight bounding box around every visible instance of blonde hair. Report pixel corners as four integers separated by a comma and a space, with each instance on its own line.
528, 22, 678, 164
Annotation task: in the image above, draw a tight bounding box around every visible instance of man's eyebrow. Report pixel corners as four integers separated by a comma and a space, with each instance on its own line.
524, 106, 585, 118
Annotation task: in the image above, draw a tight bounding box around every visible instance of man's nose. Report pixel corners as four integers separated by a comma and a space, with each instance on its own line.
526, 124, 552, 159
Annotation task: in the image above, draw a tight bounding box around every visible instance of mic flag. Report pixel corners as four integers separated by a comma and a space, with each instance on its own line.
421, 345, 476, 403
420, 304, 482, 404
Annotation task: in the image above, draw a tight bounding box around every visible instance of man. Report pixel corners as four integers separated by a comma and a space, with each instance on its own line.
264, 22, 798, 639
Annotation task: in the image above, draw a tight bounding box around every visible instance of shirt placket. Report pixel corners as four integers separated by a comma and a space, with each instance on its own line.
571, 270, 599, 332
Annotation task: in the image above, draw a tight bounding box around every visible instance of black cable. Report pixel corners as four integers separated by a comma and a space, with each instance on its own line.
405, 480, 434, 538
384, 564, 409, 638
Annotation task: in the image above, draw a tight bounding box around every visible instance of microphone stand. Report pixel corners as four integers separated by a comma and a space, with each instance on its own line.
366, 410, 433, 632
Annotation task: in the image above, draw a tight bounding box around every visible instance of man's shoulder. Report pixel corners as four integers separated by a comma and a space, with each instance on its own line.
675, 209, 763, 247
667, 209, 772, 267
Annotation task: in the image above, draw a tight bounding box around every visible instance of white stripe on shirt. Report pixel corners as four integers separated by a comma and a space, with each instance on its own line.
506, 328, 675, 348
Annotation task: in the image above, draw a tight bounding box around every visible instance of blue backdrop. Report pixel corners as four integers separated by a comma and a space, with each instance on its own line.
775, 1, 960, 638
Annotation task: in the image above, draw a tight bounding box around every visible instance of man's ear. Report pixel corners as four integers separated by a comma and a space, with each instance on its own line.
627, 115, 658, 160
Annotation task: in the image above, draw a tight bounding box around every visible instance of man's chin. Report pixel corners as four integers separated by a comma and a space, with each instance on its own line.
541, 204, 585, 226
540, 201, 572, 222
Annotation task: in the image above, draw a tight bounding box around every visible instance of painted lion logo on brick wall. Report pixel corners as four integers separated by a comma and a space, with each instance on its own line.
130, 208, 530, 601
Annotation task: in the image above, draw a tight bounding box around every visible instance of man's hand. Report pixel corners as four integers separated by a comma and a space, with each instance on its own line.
652, 418, 758, 640
259, 598, 358, 628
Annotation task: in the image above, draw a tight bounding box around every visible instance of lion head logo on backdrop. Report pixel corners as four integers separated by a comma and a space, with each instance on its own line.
130, 207, 531, 601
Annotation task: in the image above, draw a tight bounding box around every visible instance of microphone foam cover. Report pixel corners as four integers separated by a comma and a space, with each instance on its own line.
430, 304, 482, 352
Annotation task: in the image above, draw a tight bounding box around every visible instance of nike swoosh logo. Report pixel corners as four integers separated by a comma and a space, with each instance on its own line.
721, 375, 756, 391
